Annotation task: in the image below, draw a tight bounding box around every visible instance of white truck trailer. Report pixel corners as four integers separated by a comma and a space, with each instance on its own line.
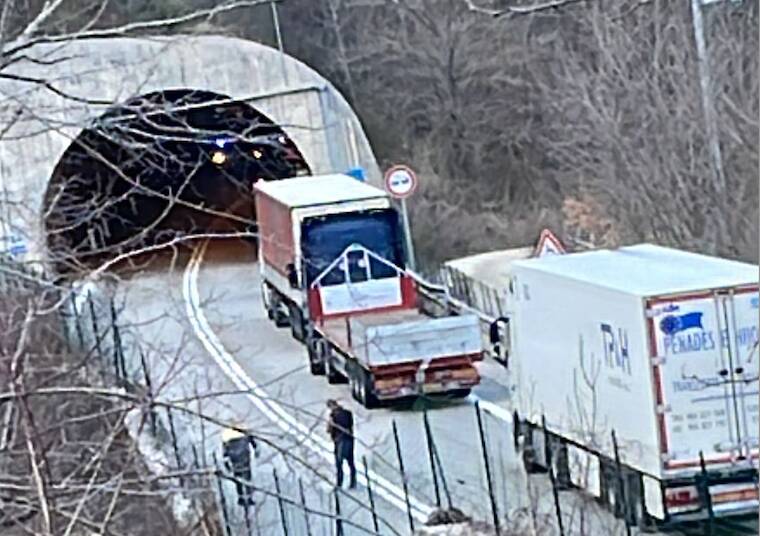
254, 174, 483, 408
509, 244, 758, 528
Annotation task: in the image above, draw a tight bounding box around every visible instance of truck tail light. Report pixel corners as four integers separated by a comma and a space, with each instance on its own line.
665, 486, 699, 509
374, 375, 414, 392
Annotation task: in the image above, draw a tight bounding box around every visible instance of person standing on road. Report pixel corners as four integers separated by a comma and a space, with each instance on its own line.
222, 426, 260, 506
327, 399, 357, 489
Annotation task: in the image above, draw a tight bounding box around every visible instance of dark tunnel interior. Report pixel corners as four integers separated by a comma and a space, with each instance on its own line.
44, 88, 310, 274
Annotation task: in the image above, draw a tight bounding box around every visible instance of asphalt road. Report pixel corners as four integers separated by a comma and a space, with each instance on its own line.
188, 241, 522, 533
110, 240, 726, 535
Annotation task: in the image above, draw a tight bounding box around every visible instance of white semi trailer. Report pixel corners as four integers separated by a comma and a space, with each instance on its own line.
509, 244, 758, 529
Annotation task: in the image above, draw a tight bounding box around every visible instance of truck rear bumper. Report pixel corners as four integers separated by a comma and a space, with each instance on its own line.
663, 472, 759, 522
372, 362, 480, 400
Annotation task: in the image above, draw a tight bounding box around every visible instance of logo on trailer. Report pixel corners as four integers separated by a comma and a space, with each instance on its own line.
659, 312, 703, 335
601, 323, 631, 375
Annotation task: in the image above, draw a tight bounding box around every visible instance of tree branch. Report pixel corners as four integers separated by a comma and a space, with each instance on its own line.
463, 0, 586, 17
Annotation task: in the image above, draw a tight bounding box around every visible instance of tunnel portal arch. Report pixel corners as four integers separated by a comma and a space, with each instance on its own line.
44, 88, 310, 273
0, 35, 380, 268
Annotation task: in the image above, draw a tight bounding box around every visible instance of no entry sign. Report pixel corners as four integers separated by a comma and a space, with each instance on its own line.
384, 165, 418, 199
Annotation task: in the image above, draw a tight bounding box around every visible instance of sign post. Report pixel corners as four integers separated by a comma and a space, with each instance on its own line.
384, 165, 418, 272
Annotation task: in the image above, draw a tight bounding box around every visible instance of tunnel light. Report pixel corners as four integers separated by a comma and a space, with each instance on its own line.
211, 150, 227, 165
252, 149, 263, 159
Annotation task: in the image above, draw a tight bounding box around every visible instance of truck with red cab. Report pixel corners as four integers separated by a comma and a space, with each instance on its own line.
254, 174, 483, 407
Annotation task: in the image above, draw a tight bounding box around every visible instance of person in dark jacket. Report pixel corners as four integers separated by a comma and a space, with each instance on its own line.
222, 426, 259, 506
326, 399, 356, 489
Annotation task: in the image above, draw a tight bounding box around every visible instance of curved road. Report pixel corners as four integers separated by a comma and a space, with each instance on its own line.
115, 240, 677, 535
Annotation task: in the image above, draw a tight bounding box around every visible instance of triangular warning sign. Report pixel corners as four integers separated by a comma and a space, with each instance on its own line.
534, 229, 566, 258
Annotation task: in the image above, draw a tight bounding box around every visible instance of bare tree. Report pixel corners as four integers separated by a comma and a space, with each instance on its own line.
0, 3, 383, 534
524, 0, 757, 259
278, 0, 757, 264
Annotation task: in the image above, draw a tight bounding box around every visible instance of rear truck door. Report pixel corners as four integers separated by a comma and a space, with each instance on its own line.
723, 288, 759, 458
647, 287, 759, 471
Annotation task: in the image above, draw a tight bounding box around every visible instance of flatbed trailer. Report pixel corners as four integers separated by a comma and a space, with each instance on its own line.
309, 284, 482, 406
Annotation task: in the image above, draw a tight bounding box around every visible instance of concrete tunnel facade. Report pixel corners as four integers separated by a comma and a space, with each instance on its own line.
0, 35, 380, 265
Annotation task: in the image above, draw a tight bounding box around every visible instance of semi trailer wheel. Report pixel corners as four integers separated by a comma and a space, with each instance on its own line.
627, 472, 656, 532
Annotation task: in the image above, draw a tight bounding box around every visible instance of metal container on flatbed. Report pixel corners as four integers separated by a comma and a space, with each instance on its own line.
346, 312, 481, 367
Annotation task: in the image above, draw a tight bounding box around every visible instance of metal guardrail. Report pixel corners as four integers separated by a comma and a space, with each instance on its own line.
407, 269, 498, 325
439, 265, 508, 321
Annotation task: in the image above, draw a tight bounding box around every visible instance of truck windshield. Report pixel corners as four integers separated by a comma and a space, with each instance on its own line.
301, 208, 404, 286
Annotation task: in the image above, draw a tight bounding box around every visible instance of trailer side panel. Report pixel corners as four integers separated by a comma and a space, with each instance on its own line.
255, 190, 295, 276
511, 265, 662, 477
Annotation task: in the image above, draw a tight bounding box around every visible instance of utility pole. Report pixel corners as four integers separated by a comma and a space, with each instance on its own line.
269, 1, 288, 84
690, 0, 729, 202
270, 0, 284, 54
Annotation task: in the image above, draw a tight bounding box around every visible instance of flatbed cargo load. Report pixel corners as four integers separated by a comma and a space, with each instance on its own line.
321, 311, 481, 367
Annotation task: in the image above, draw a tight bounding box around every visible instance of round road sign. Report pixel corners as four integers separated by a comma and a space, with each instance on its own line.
384, 165, 418, 199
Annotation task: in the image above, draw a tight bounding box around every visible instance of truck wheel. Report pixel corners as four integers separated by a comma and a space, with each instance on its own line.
352, 367, 378, 409
307, 337, 325, 375
326, 356, 346, 384
310, 360, 324, 375
597, 459, 614, 507
289, 304, 305, 342
273, 308, 290, 328
601, 460, 625, 519
265, 287, 289, 328
627, 472, 656, 532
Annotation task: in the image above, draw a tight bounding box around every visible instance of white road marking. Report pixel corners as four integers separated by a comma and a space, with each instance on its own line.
182, 244, 432, 522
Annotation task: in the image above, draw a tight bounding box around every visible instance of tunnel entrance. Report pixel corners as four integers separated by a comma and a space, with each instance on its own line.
44, 88, 310, 275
